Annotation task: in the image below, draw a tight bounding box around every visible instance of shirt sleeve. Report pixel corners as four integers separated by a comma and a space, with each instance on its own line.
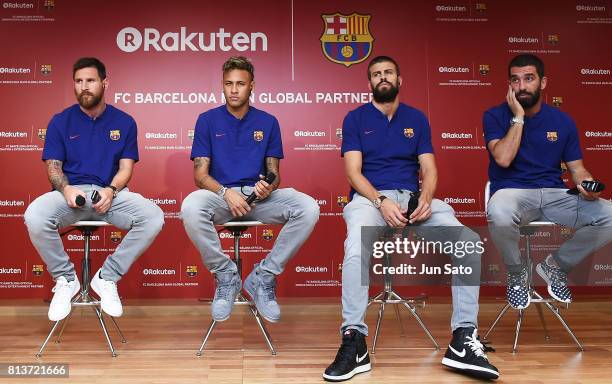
265, 117, 284, 158
191, 113, 211, 160
341, 111, 361, 156
417, 113, 434, 155
120, 117, 139, 162
562, 118, 583, 162
42, 115, 65, 162
483, 109, 506, 144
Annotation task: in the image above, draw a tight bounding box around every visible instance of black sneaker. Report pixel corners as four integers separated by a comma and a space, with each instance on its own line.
442, 327, 499, 380
323, 329, 371, 382
536, 255, 572, 304
507, 266, 530, 309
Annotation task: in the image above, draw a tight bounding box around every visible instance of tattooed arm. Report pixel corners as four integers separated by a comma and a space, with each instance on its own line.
193, 156, 251, 217
264, 156, 280, 190
253, 157, 280, 201
46, 159, 85, 208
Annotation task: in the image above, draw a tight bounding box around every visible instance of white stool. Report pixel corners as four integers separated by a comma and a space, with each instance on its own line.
37, 221, 126, 357
196, 221, 276, 356
482, 182, 583, 352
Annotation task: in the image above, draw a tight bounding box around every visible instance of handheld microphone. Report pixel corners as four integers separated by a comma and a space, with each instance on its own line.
567, 180, 605, 195
75, 195, 86, 207
91, 190, 101, 204
245, 173, 276, 205
404, 191, 421, 225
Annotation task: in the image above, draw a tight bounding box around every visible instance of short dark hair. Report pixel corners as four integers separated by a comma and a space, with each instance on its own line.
367, 56, 400, 80
73, 57, 106, 80
508, 54, 544, 79
222, 56, 254, 81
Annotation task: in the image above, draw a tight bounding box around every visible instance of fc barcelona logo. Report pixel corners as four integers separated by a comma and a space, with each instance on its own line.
186, 265, 198, 277
320, 13, 374, 67
404, 128, 414, 138
32, 264, 44, 276
479, 64, 490, 75
254, 130, 264, 142
547, 131, 558, 142
44, 0, 55, 10
110, 130, 120, 141
110, 231, 122, 243
187, 129, 195, 141
336, 127, 343, 139
547, 34, 560, 45
474, 3, 487, 13
552, 96, 563, 107
263, 229, 274, 241
41, 64, 52, 76
37, 128, 47, 140
337, 196, 349, 207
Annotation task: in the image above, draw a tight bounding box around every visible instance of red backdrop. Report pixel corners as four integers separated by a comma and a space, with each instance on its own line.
1, 0, 611, 299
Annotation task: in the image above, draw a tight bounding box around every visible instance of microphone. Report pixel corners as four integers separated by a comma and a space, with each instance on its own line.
567, 180, 605, 195
245, 173, 276, 205
91, 190, 101, 204
404, 191, 421, 225
75, 195, 86, 207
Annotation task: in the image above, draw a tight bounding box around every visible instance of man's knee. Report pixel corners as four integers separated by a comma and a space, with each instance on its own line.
181, 190, 217, 223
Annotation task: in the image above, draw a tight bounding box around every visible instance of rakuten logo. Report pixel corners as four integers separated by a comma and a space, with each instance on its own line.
508, 36, 539, 43
116, 27, 268, 53
149, 198, 177, 205
315, 199, 328, 206
585, 131, 612, 137
219, 232, 252, 239
145, 132, 178, 139
441, 132, 473, 139
435, 5, 467, 11
143, 268, 176, 275
295, 266, 328, 273
0, 131, 27, 138
439, 66, 469, 73
594, 264, 612, 270
576, 5, 606, 11
67, 234, 100, 241
444, 197, 476, 204
0, 200, 25, 206
0, 67, 31, 74
0, 267, 22, 274
2, 2, 34, 9
580, 68, 611, 75
294, 130, 326, 137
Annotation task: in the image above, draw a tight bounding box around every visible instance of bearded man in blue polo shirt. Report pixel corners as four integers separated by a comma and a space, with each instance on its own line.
181, 56, 319, 324
24, 57, 164, 322
484, 54, 612, 310
323, 56, 499, 382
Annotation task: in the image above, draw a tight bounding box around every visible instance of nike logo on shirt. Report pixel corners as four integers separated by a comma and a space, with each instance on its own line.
215, 133, 226, 137
448, 345, 466, 358
69, 135, 80, 140
364, 130, 374, 135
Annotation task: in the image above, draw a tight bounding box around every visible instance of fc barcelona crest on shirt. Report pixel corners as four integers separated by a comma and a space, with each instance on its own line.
110, 130, 120, 141
320, 13, 374, 67
404, 128, 414, 138
254, 130, 264, 142
547, 131, 558, 142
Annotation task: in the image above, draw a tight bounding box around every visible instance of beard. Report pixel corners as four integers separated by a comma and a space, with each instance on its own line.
516, 87, 541, 109
76, 89, 103, 109
372, 80, 399, 103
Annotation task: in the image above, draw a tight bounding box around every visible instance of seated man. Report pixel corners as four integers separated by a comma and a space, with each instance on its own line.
24, 57, 164, 321
484, 54, 612, 309
181, 56, 319, 323
323, 55, 499, 382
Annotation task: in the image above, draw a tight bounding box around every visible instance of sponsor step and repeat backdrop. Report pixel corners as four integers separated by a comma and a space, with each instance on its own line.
1, 0, 611, 299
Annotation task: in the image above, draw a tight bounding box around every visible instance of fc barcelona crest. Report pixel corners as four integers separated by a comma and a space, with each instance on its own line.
187, 129, 195, 141
320, 13, 374, 67
254, 130, 264, 142
263, 229, 274, 241
479, 64, 490, 75
404, 128, 414, 138
337, 196, 349, 207
547, 34, 560, 45
552, 96, 563, 107
32, 264, 44, 276
44, 0, 55, 10
186, 265, 198, 277
547, 131, 558, 142
37, 128, 47, 140
110, 231, 122, 243
41, 64, 52, 76
110, 130, 120, 141
336, 127, 343, 139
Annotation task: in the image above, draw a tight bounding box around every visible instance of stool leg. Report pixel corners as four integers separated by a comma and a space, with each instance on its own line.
393, 303, 405, 337
55, 310, 74, 343
36, 320, 62, 357
371, 301, 385, 354
512, 309, 524, 353
249, 305, 277, 355
483, 303, 511, 340
92, 306, 117, 357
109, 316, 127, 343
391, 291, 439, 350
196, 320, 218, 357
367, 291, 384, 307
535, 302, 550, 340
543, 301, 584, 351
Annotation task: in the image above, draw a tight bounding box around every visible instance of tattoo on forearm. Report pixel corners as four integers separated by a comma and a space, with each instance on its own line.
46, 160, 68, 192
265, 157, 279, 174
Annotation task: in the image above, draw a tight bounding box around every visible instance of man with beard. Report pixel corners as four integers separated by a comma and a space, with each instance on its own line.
484, 54, 612, 309
25, 57, 164, 321
181, 56, 319, 324
323, 56, 499, 381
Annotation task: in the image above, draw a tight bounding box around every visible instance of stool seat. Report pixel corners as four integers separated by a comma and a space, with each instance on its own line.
72, 220, 112, 227
221, 221, 264, 227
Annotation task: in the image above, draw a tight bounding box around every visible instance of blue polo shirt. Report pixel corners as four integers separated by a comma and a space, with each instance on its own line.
341, 102, 434, 197
42, 104, 139, 187
191, 105, 284, 187
483, 103, 582, 195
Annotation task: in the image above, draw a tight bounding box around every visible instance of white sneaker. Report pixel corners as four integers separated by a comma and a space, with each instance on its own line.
48, 276, 80, 321
90, 268, 123, 317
